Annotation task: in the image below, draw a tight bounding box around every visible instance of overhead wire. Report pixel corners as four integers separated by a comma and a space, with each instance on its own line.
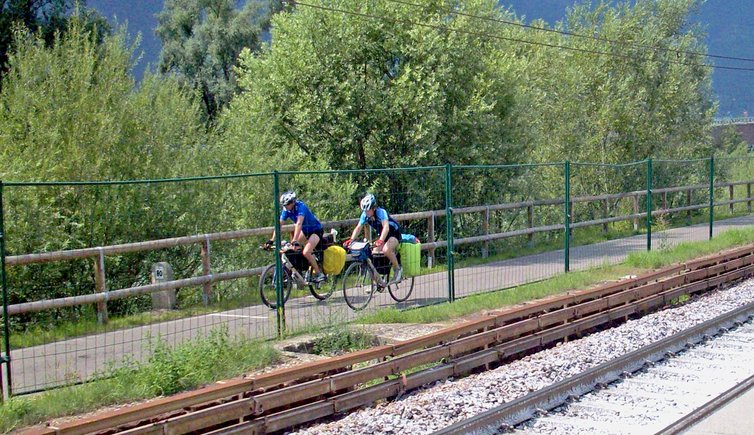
290, 0, 754, 72
385, 0, 754, 65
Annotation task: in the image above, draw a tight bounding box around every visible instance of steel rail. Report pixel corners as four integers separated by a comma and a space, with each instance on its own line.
20, 246, 754, 435
655, 372, 754, 435
434, 302, 754, 435
210, 265, 754, 435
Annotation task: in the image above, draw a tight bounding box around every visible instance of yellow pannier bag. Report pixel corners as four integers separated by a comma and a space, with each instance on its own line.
323, 245, 347, 275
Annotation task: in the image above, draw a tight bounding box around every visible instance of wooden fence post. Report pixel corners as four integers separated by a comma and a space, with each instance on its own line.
427, 213, 435, 268
729, 184, 735, 213
748, 183, 752, 213
201, 236, 212, 306
482, 207, 490, 258
527, 204, 534, 245
602, 199, 609, 234
632, 195, 639, 231
686, 189, 692, 226
94, 248, 107, 324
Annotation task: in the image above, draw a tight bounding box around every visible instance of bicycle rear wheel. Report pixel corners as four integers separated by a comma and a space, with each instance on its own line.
259, 264, 292, 309
387, 269, 415, 302
308, 268, 337, 301
342, 261, 374, 311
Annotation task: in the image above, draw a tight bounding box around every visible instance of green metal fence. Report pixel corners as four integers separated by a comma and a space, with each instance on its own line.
1, 156, 754, 397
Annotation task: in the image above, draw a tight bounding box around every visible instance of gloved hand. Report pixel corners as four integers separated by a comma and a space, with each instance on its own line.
262, 239, 274, 250
374, 239, 385, 248
290, 240, 301, 250
342, 238, 352, 248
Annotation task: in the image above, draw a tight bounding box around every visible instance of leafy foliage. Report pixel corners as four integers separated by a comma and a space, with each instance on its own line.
233, 0, 526, 171
0, 0, 741, 334
0, 1, 110, 76
0, 19, 207, 327
156, 0, 281, 122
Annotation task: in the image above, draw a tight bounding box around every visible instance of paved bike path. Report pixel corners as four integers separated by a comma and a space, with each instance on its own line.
7, 215, 754, 393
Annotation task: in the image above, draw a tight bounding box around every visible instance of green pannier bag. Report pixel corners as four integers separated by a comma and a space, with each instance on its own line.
399, 242, 421, 277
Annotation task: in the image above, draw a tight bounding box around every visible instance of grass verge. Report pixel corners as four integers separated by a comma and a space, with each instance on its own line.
0, 326, 279, 433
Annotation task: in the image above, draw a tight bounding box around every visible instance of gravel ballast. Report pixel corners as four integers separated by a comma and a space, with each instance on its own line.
295, 278, 754, 435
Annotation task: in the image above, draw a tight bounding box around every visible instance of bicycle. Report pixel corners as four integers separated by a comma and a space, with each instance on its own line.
258, 236, 340, 309
341, 241, 415, 311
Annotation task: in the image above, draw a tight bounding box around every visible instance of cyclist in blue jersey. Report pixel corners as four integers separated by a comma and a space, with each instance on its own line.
265, 191, 326, 283
343, 193, 402, 283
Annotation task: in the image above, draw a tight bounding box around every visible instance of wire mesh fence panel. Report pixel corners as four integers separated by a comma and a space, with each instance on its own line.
569, 162, 647, 269
650, 158, 714, 247
713, 155, 754, 238
451, 164, 565, 298
4, 159, 754, 396
275, 167, 448, 334
2, 174, 276, 394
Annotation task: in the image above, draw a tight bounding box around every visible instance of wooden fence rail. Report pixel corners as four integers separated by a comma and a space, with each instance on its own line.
4, 180, 753, 318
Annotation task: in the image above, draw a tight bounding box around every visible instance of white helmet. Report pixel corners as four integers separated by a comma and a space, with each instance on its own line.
280, 191, 296, 207
360, 193, 377, 211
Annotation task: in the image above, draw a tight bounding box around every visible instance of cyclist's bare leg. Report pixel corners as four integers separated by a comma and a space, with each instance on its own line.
303, 233, 322, 274
383, 237, 400, 269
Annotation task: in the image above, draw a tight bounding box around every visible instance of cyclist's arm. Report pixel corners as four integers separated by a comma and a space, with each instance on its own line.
349, 224, 363, 241
292, 215, 305, 242
269, 219, 286, 243
379, 219, 390, 242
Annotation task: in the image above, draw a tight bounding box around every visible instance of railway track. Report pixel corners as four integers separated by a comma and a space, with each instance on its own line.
22, 244, 754, 435
437, 303, 754, 435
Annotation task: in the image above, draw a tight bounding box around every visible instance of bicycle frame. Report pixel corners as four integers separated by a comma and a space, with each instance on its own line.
362, 257, 388, 288
280, 251, 314, 286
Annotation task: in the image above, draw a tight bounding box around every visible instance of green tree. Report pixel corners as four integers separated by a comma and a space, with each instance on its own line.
230, 0, 526, 172
511, 0, 716, 206
156, 0, 279, 122
0, 19, 207, 325
0, 0, 109, 77
523, 0, 715, 164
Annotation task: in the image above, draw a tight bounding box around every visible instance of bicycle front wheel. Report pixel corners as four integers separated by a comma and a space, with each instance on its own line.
259, 264, 292, 309
342, 261, 374, 311
387, 269, 415, 302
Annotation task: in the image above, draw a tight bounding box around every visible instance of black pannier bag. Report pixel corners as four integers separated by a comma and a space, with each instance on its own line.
372, 251, 401, 276
286, 251, 310, 272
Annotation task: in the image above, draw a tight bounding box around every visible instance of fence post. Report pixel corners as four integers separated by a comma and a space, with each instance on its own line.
482, 207, 489, 258
602, 199, 609, 234
527, 204, 535, 245
427, 214, 435, 268
200, 235, 212, 305
94, 248, 108, 324
709, 156, 715, 240
686, 189, 692, 226
273, 171, 285, 337
631, 195, 639, 231
445, 164, 455, 302
646, 158, 652, 251
748, 183, 752, 213
564, 161, 571, 273
729, 184, 734, 214
0, 181, 12, 399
